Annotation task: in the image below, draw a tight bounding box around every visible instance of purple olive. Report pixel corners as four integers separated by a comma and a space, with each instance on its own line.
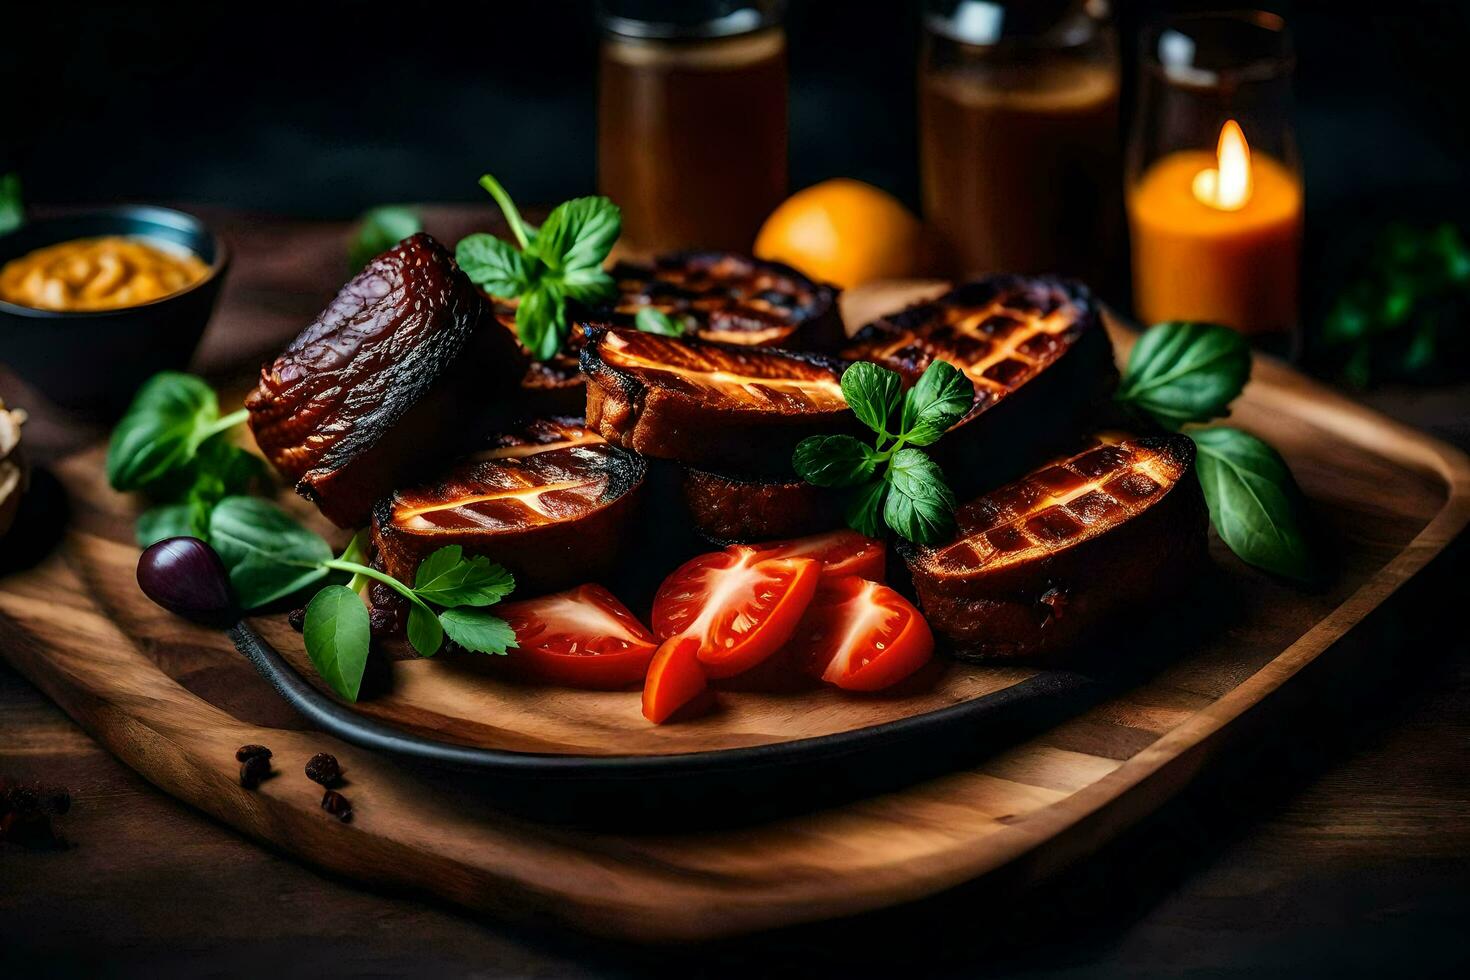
137, 537, 236, 626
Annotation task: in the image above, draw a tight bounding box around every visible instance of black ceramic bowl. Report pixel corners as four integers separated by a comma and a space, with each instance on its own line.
0, 206, 228, 414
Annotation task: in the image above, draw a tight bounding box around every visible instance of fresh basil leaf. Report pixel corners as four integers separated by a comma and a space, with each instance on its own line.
108, 373, 225, 492
348, 205, 422, 272
900, 360, 975, 446
303, 585, 371, 702
136, 504, 201, 548
635, 308, 687, 337
883, 448, 957, 545
455, 233, 529, 297
1117, 322, 1251, 429
845, 478, 889, 539
534, 196, 621, 273
839, 361, 903, 437
793, 434, 882, 488
560, 265, 617, 305
1191, 427, 1313, 582
412, 546, 515, 607
439, 608, 517, 655
0, 172, 22, 235
407, 602, 445, 657
208, 496, 332, 609
516, 283, 566, 362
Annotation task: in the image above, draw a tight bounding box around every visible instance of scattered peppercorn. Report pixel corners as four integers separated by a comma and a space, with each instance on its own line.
288, 607, 307, 632
320, 789, 352, 822
235, 744, 273, 763
304, 752, 341, 787
239, 753, 272, 789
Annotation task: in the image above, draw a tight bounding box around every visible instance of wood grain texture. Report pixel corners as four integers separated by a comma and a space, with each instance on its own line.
0, 279, 1467, 941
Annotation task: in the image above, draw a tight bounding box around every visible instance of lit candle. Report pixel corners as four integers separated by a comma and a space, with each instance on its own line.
1127, 119, 1302, 336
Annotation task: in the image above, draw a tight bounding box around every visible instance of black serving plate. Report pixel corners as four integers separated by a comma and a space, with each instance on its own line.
0, 205, 228, 414
229, 620, 1104, 826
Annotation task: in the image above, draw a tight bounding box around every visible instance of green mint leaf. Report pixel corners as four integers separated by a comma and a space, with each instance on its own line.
635, 308, 688, 337
439, 608, 518, 655
839, 361, 904, 437
136, 504, 202, 548
407, 602, 445, 657
455, 233, 529, 296
793, 434, 882, 488
208, 496, 332, 609
560, 266, 617, 305
534, 196, 621, 273
348, 205, 422, 272
107, 373, 225, 492
516, 284, 566, 362
883, 448, 957, 545
0, 172, 22, 235
900, 360, 975, 446
477, 174, 537, 250
845, 478, 889, 539
1191, 427, 1314, 583
303, 585, 371, 702
1117, 322, 1251, 430
412, 546, 515, 608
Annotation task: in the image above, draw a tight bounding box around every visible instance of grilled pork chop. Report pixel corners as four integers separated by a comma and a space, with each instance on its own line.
905, 434, 1207, 661
845, 275, 1116, 496
597, 251, 843, 349
680, 466, 843, 543
246, 233, 521, 527
488, 251, 842, 415
371, 418, 646, 597
581, 327, 859, 472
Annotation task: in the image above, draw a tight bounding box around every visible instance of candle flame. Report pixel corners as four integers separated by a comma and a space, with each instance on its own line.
1191, 120, 1254, 211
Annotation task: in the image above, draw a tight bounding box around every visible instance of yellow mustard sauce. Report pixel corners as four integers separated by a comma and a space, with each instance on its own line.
0, 236, 209, 312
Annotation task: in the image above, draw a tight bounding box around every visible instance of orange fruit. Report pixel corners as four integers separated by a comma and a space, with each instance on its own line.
754, 179, 924, 289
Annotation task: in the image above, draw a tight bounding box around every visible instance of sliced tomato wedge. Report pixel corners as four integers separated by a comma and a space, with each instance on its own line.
749, 529, 887, 582
790, 576, 934, 692
652, 547, 822, 679
642, 636, 710, 724
496, 584, 658, 689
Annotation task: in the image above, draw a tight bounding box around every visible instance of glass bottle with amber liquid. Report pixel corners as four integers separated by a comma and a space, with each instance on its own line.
598, 0, 788, 256
919, 0, 1122, 288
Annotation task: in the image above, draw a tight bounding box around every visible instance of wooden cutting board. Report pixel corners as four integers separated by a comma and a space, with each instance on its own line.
0, 282, 1466, 942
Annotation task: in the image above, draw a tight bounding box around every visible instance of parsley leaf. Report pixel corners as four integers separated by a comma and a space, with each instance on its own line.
516, 283, 567, 362
303, 585, 372, 702
413, 545, 517, 607
845, 478, 889, 539
535, 196, 621, 274
455, 234, 529, 295
439, 608, 517, 655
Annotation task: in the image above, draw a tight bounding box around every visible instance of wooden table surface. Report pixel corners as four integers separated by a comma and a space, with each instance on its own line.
2, 208, 1467, 978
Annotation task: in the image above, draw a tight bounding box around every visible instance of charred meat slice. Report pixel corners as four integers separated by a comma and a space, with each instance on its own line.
681, 467, 843, 544
488, 300, 587, 417
905, 434, 1207, 662
598, 251, 843, 349
371, 418, 645, 596
246, 233, 521, 527
582, 327, 859, 472
845, 275, 1116, 496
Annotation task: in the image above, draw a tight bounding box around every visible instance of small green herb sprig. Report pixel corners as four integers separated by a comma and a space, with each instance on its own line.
456, 175, 622, 361
1115, 321, 1314, 582
0, 172, 22, 235
792, 360, 974, 546
348, 205, 423, 272
1320, 222, 1470, 388
109, 374, 518, 702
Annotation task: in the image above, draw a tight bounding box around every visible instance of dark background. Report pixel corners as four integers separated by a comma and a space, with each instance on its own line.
4, 0, 1468, 221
